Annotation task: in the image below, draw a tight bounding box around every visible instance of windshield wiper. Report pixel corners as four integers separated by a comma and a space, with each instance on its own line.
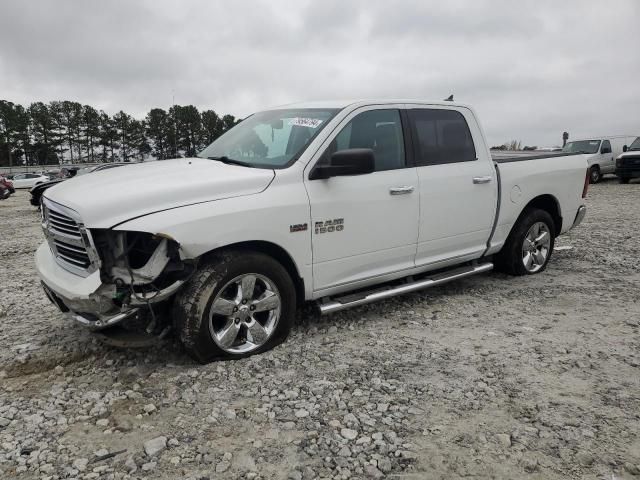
207, 156, 254, 168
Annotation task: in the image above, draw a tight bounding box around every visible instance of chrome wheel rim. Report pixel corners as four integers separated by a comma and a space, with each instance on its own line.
208, 273, 281, 354
522, 222, 551, 273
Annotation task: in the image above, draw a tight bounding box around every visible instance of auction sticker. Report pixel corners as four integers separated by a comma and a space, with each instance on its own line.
289, 117, 323, 128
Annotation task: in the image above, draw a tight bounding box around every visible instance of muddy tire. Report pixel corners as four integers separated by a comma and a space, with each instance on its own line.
495, 208, 555, 276
173, 250, 296, 363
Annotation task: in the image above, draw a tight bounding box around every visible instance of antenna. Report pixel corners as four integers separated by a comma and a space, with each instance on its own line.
172, 89, 177, 159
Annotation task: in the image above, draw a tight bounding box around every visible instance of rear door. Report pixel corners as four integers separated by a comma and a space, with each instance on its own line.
304, 106, 419, 293
407, 106, 497, 267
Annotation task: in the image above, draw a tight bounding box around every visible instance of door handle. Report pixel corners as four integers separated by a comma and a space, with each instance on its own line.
473, 176, 492, 184
389, 186, 415, 195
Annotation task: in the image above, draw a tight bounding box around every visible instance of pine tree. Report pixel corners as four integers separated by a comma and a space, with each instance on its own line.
0, 98, 238, 167
82, 105, 100, 162
29, 102, 60, 164
145, 108, 170, 159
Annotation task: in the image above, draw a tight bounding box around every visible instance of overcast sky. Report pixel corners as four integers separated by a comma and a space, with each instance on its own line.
1, 0, 638, 147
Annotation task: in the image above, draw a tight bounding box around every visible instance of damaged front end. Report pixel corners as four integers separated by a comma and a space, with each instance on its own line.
81, 230, 195, 331
38, 197, 195, 342
39, 216, 194, 333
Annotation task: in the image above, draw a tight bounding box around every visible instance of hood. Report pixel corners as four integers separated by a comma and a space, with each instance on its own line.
44, 158, 275, 228
618, 151, 640, 159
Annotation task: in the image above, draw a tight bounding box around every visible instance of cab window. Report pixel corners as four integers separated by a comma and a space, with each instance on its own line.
318, 109, 406, 172
409, 109, 476, 165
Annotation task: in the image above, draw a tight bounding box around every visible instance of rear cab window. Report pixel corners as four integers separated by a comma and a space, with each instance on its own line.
408, 109, 476, 165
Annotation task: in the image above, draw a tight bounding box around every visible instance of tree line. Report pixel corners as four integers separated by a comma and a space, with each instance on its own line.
0, 99, 238, 167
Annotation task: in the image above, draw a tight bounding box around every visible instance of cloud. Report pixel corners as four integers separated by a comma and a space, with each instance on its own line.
0, 0, 638, 146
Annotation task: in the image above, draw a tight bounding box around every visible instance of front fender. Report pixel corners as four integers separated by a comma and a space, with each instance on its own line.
113, 184, 313, 296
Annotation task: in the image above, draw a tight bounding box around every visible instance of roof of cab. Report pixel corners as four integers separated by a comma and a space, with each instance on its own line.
270, 99, 471, 110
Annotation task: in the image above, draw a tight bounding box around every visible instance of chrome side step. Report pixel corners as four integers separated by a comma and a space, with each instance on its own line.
318, 262, 493, 315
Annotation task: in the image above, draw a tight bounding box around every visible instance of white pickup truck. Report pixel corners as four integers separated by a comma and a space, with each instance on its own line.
36, 100, 589, 361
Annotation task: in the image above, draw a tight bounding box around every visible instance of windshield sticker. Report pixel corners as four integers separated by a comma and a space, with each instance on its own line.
589, 141, 599, 145
289, 117, 323, 128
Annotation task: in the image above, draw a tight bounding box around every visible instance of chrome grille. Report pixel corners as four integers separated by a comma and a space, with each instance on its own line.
42, 199, 99, 277
47, 209, 82, 237
52, 239, 92, 268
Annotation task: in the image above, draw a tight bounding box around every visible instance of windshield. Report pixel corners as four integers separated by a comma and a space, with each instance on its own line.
198, 108, 339, 168
562, 139, 601, 154
629, 137, 640, 151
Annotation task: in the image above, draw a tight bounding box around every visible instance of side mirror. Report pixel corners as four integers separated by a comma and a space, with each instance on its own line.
623, 145, 628, 152
309, 148, 375, 180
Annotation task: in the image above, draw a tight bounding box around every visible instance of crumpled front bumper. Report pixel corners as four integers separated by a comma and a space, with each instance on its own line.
36, 243, 138, 330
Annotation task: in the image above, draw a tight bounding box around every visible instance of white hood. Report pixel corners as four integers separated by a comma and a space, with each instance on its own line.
44, 158, 275, 228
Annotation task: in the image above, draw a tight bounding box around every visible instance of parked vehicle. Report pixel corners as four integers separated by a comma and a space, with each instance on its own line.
77, 162, 130, 176
0, 183, 10, 200
11, 173, 50, 189
563, 135, 637, 183
35, 100, 589, 361
0, 176, 15, 194
29, 179, 66, 206
29, 163, 130, 207
615, 136, 640, 183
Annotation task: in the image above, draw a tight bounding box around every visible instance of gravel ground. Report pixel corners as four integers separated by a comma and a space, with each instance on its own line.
1, 180, 639, 480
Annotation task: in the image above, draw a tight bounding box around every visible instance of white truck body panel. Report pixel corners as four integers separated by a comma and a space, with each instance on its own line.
486, 155, 588, 255
408, 103, 497, 267
46, 158, 275, 228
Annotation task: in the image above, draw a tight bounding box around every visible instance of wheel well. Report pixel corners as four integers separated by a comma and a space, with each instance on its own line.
521, 194, 563, 235
201, 241, 305, 304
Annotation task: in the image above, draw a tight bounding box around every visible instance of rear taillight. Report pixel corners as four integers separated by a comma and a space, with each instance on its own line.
582, 168, 589, 198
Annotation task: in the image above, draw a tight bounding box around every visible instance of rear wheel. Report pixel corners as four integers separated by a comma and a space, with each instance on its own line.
173, 250, 296, 362
589, 166, 601, 184
495, 209, 555, 276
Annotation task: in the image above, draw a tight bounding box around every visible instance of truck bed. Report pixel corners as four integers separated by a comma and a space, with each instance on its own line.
491, 151, 583, 163
485, 152, 588, 257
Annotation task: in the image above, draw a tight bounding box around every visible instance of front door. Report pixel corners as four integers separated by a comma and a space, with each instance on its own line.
304, 107, 419, 293
600, 139, 614, 173
407, 106, 497, 267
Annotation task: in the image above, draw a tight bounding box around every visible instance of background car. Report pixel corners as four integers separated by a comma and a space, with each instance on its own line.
0, 176, 15, 194
10, 173, 50, 189
29, 162, 130, 206
0, 183, 10, 200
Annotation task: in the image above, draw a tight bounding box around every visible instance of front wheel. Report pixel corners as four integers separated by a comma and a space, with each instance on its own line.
173, 250, 296, 362
495, 209, 555, 276
589, 166, 601, 184
619, 177, 630, 184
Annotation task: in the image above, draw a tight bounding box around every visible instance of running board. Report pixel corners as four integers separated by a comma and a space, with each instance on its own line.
318, 262, 493, 315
